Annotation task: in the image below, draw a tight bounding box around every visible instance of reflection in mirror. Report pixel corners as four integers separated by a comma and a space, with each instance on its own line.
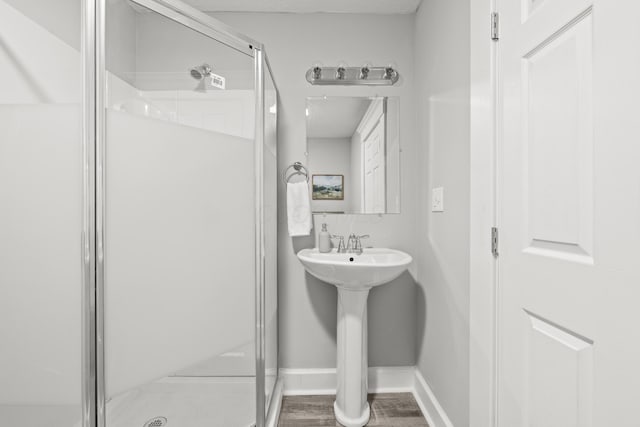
306, 96, 400, 214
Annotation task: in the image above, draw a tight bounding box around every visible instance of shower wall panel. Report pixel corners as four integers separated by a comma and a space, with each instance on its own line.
0, 1, 82, 425
0, 104, 82, 403
0, 1, 80, 103
104, 111, 255, 397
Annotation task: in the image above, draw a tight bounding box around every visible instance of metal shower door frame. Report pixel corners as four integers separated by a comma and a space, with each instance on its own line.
81, 1, 275, 426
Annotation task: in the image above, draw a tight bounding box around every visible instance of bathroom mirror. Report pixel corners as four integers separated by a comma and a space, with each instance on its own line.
306, 96, 400, 214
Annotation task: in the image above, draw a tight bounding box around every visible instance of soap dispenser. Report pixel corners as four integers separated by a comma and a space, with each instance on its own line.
319, 223, 331, 253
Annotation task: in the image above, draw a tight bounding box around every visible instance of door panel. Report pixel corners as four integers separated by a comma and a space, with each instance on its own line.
525, 312, 593, 427
498, 0, 640, 425
363, 118, 386, 213
523, 11, 593, 262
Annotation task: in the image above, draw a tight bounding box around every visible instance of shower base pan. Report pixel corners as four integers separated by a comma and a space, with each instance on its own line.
107, 376, 255, 427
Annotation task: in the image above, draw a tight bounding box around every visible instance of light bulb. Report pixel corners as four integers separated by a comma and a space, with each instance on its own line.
311, 61, 323, 80
359, 62, 372, 79
336, 61, 348, 80
384, 62, 399, 80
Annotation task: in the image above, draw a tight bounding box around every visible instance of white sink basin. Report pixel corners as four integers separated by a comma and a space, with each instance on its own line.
297, 247, 413, 427
297, 248, 412, 290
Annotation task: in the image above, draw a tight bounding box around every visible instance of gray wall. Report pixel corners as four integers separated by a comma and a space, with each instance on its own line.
214, 12, 419, 369
414, 1, 471, 426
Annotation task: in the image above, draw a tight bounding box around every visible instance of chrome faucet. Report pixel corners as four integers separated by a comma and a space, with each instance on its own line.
346, 234, 370, 255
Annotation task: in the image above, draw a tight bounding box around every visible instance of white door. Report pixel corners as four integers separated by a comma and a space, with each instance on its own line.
363, 118, 386, 213
498, 0, 640, 425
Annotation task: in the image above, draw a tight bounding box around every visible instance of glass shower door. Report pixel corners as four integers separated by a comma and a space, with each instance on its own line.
104, 2, 258, 426
262, 55, 279, 416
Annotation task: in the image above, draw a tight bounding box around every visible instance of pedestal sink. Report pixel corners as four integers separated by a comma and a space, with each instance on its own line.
297, 248, 413, 427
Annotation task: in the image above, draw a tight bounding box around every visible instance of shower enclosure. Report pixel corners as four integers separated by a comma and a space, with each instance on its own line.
0, 0, 278, 426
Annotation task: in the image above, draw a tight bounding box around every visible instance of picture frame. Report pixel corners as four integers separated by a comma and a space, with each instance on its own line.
312, 175, 344, 200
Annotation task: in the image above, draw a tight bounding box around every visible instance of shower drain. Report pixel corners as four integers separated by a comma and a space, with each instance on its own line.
143, 416, 167, 427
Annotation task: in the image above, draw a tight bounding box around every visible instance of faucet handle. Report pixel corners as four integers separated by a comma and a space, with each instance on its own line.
330, 235, 346, 253
354, 235, 370, 254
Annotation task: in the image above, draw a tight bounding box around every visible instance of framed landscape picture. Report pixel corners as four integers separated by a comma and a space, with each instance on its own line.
312, 175, 344, 200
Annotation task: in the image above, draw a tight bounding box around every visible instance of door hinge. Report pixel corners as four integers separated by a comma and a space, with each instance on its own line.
491, 227, 499, 257
491, 12, 499, 41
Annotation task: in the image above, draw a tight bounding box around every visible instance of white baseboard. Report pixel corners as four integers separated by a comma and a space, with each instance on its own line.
279, 366, 453, 427
280, 367, 336, 395
280, 366, 415, 396
266, 377, 283, 427
412, 368, 454, 427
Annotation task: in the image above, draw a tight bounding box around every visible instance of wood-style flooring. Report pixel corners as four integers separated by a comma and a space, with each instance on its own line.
277, 393, 430, 427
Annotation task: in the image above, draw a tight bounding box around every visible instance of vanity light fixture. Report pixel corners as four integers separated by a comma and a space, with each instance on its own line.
305, 64, 400, 86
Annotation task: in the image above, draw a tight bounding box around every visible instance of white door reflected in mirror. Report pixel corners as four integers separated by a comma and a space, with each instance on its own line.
306, 96, 400, 214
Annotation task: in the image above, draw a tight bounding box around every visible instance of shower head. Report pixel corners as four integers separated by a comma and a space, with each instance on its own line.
190, 64, 212, 80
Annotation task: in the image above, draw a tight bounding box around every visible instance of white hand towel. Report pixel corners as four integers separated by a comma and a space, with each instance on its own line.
287, 181, 312, 236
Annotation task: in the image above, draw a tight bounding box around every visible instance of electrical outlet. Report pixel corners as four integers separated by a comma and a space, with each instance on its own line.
432, 187, 444, 212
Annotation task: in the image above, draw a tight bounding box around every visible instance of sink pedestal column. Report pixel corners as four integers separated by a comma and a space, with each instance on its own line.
334, 287, 370, 427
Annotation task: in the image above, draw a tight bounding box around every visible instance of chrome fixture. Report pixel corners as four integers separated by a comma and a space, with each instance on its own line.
312, 66, 322, 80
346, 235, 356, 252
354, 234, 369, 255
332, 235, 347, 253
282, 161, 309, 184
305, 64, 400, 86
190, 63, 212, 80
359, 65, 370, 79
190, 63, 214, 92
384, 66, 398, 81
328, 234, 370, 254
346, 234, 370, 255
143, 416, 168, 427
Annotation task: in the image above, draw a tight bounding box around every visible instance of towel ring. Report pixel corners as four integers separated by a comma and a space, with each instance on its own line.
282, 161, 309, 184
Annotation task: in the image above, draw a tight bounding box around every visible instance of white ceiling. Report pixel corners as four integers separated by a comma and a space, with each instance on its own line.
307, 97, 371, 139
184, 0, 422, 14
